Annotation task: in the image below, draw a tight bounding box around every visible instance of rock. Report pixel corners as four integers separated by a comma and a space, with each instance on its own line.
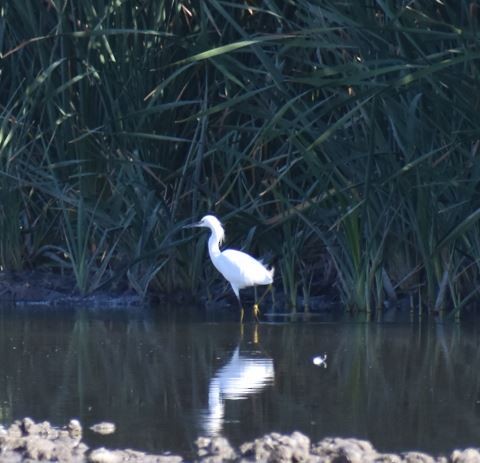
312, 437, 377, 462
239, 431, 312, 462
69, 419, 83, 438
89, 447, 183, 462
402, 451, 437, 463
196, 435, 236, 462
21, 417, 36, 435
55, 440, 88, 462
451, 448, 480, 463
0, 450, 23, 463
0, 418, 88, 463
374, 454, 404, 463
3, 417, 480, 463
89, 447, 123, 463
90, 422, 116, 435
25, 436, 55, 460
7, 422, 22, 439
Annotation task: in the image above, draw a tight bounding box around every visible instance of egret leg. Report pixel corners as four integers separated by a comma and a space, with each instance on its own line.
237, 296, 245, 324
252, 284, 273, 322
253, 304, 261, 323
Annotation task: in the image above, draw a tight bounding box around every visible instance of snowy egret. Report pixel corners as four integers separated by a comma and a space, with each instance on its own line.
184, 215, 274, 322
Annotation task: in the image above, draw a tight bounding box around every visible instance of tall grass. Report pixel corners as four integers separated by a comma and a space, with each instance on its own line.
2, 1, 480, 313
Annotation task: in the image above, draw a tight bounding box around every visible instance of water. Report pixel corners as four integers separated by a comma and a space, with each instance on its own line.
1, 305, 480, 458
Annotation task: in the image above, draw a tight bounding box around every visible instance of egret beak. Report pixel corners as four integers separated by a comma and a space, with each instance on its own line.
183, 222, 202, 229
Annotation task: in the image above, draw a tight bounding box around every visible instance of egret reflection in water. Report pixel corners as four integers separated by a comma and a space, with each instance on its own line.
201, 326, 274, 436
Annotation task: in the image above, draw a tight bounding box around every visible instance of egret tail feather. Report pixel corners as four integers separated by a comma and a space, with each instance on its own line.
267, 266, 274, 282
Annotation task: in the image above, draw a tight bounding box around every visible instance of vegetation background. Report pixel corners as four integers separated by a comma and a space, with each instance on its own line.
2, 0, 480, 315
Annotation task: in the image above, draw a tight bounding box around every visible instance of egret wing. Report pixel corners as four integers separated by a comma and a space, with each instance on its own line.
217, 249, 273, 288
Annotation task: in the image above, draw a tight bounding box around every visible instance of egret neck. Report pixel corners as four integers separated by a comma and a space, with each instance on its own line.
208, 226, 223, 259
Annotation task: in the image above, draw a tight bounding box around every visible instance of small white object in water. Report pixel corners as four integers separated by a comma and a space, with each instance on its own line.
313, 354, 327, 368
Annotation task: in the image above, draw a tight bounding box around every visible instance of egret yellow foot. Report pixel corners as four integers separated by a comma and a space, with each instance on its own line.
253, 304, 261, 323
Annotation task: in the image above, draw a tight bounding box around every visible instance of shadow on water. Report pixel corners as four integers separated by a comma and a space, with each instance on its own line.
1, 304, 480, 457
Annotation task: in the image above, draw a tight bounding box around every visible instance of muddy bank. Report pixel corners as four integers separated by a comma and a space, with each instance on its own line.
0, 270, 143, 307
0, 418, 479, 463
0, 269, 338, 312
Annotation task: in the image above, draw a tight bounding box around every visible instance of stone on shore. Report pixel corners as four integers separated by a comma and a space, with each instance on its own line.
1, 418, 480, 462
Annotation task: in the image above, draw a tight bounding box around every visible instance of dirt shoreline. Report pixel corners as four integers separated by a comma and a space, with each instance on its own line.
0, 418, 479, 462
0, 269, 339, 313
0, 270, 144, 308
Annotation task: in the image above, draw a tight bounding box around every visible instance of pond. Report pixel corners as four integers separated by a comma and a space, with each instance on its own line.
0, 304, 479, 459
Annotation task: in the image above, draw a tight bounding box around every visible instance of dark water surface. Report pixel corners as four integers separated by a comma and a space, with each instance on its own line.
1, 305, 479, 458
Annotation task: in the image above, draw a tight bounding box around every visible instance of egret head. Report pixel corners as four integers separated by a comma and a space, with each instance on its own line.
185, 215, 225, 244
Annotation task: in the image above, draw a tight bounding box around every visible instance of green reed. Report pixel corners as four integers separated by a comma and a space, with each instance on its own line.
2, 1, 480, 313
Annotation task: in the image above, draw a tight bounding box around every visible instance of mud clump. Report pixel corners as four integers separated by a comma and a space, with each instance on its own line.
89, 423, 116, 436
0, 417, 88, 462
1, 418, 480, 462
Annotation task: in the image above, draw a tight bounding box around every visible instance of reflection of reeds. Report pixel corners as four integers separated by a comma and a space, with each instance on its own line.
1, 307, 480, 454
249, 317, 480, 454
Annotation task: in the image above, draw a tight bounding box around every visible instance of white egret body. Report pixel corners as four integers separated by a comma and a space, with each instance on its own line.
186, 215, 274, 321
